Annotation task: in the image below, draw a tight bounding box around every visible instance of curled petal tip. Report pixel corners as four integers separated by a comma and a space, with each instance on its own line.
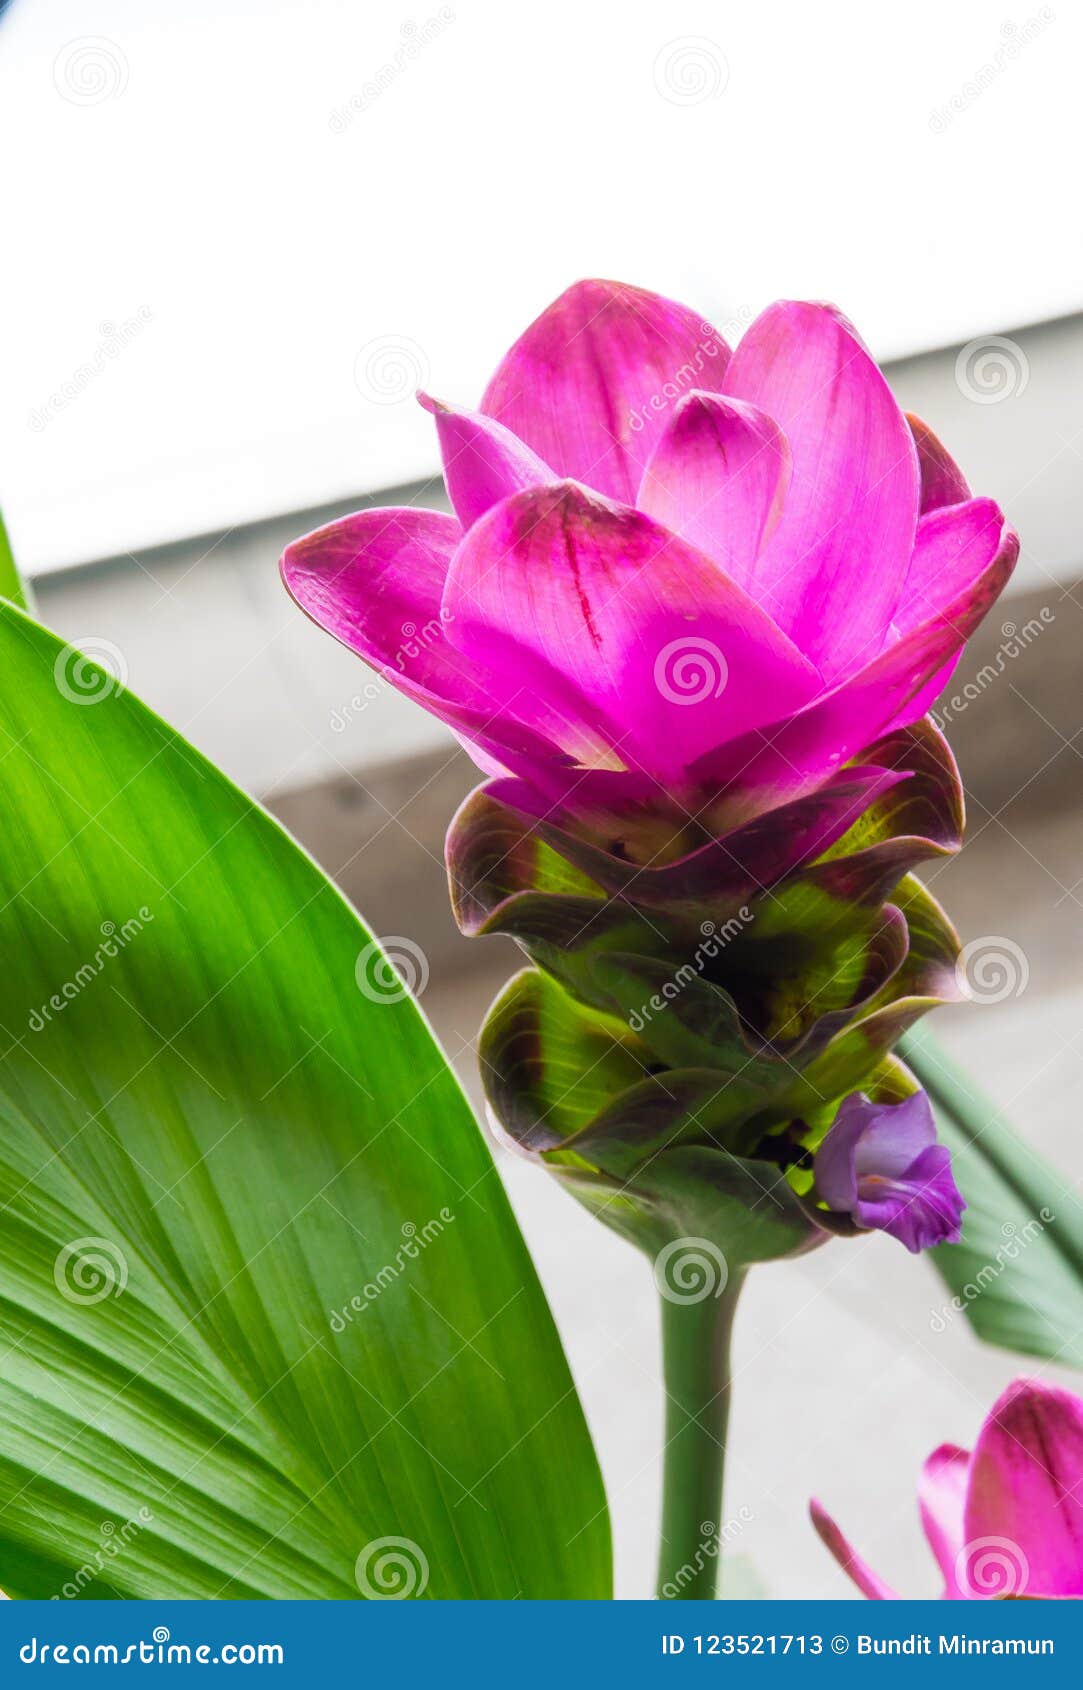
809, 1498, 897, 1599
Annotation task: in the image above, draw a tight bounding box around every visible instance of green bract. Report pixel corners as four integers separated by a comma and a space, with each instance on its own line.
448, 721, 963, 1275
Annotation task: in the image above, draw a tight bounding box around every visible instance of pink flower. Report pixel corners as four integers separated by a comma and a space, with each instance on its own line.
282, 279, 1017, 817
811, 1378, 1083, 1598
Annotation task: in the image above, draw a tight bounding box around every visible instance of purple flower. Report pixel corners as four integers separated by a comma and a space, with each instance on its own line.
813, 1090, 965, 1253
280, 279, 1017, 819
812, 1378, 1083, 1598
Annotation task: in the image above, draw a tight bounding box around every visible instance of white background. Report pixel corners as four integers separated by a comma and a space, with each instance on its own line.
2, 0, 1081, 570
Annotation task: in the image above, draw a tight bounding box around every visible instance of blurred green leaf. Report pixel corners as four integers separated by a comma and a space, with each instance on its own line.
904, 1024, 1083, 1368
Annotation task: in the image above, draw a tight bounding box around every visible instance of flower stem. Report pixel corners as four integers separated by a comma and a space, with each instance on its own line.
656, 1271, 744, 1600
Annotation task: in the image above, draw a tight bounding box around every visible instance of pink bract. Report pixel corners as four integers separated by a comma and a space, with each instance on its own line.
282, 279, 1017, 815
811, 1378, 1083, 1598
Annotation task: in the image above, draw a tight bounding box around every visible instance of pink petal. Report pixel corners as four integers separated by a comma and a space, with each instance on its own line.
418, 393, 552, 529
280, 506, 574, 779
281, 505, 463, 693
480, 279, 731, 505
887, 498, 1014, 722
724, 301, 920, 682
893, 498, 1006, 639
918, 1443, 971, 1598
694, 506, 1017, 810
809, 1499, 898, 1599
636, 392, 790, 591
909, 414, 971, 512
443, 481, 821, 784
962, 1378, 1083, 1598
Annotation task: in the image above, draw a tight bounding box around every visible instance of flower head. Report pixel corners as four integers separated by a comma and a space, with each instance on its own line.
812, 1378, 1083, 1598
282, 280, 1010, 1282
814, 1090, 965, 1252
282, 279, 1017, 821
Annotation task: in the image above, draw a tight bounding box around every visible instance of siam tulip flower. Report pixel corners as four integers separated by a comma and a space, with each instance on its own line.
811, 1377, 1083, 1598
283, 280, 1016, 824
813, 1090, 965, 1253
282, 277, 1010, 1252
282, 278, 1017, 1598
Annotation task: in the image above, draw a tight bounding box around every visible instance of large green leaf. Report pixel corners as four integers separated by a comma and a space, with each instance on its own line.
903, 1024, 1083, 1367
0, 602, 610, 1599
0, 510, 32, 613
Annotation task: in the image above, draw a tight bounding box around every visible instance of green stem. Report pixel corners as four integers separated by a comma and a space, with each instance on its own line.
656, 1270, 744, 1600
